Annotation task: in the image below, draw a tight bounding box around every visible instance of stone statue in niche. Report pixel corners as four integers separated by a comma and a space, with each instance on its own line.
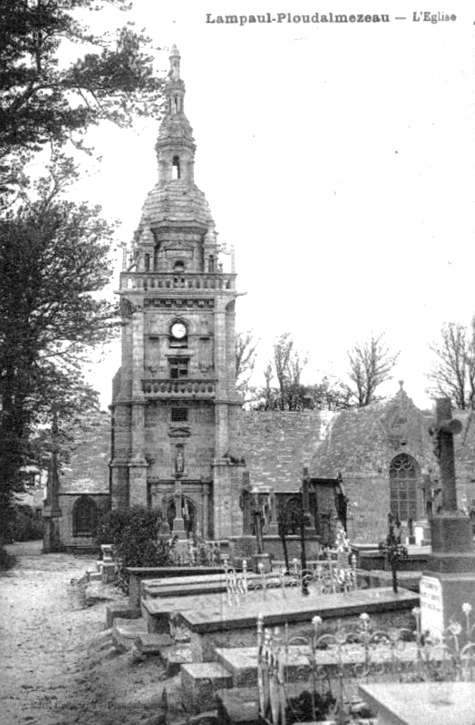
175, 447, 185, 475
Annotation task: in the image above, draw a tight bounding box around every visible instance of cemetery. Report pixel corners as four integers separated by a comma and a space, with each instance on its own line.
81, 392, 475, 725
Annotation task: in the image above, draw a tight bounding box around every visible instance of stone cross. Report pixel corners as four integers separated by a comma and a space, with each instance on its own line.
431, 398, 462, 512
250, 492, 266, 555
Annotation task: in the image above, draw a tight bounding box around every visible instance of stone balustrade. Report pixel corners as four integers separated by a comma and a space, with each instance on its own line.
120, 272, 236, 292
142, 378, 216, 397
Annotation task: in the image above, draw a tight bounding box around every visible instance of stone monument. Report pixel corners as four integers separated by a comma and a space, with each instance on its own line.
249, 485, 273, 573
421, 398, 475, 640
172, 448, 187, 541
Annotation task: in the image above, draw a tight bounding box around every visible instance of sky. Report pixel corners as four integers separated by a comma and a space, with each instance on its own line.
64, 1, 475, 410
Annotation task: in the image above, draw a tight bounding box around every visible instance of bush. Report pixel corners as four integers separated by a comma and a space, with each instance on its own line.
11, 505, 43, 541
96, 506, 175, 592
0, 546, 15, 571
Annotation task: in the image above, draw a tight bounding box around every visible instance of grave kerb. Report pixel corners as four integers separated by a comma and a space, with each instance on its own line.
174, 587, 419, 662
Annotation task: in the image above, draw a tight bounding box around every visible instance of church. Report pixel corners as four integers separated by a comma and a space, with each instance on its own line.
45, 48, 475, 553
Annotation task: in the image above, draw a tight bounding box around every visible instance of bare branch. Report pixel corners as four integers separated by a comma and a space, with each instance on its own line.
347, 332, 399, 406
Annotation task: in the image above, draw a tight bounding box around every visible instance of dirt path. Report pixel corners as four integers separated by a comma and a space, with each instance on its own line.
0, 542, 172, 725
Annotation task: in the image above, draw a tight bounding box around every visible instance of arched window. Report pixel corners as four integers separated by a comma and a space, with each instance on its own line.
389, 454, 419, 522
73, 496, 97, 537
277, 496, 301, 536
172, 155, 181, 179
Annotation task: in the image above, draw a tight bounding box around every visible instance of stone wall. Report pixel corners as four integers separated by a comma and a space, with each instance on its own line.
343, 474, 390, 544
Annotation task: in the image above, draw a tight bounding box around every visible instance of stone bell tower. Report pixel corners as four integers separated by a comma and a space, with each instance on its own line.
110, 46, 244, 540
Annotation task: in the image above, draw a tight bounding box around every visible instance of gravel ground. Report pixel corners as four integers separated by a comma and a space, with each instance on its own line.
0, 541, 177, 725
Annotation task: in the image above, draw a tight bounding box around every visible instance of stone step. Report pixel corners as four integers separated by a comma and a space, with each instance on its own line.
182, 662, 234, 714
100, 561, 116, 584
112, 617, 147, 652
135, 632, 174, 654
106, 603, 141, 629
162, 642, 193, 676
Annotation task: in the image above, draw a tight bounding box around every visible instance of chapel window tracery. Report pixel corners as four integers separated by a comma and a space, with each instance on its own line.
389, 453, 420, 522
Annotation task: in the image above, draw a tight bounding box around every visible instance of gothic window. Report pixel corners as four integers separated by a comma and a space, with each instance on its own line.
172, 155, 181, 179
144, 253, 150, 271
169, 358, 189, 379
73, 496, 97, 537
389, 454, 419, 522
277, 496, 301, 535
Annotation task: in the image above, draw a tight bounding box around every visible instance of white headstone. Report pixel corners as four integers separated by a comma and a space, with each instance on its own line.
420, 575, 444, 640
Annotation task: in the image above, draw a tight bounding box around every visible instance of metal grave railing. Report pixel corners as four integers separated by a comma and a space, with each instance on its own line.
257, 604, 475, 725
223, 551, 358, 607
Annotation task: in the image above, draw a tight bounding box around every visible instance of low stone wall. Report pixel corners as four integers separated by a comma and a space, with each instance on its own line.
229, 534, 321, 567
358, 549, 429, 572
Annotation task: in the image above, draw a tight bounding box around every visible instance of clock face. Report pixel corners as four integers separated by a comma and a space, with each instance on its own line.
171, 322, 187, 339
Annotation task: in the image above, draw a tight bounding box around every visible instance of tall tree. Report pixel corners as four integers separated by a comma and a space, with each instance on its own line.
272, 333, 308, 410
347, 332, 399, 407
0, 0, 164, 186
235, 330, 259, 399
427, 321, 475, 410
0, 157, 118, 541
252, 333, 310, 411
303, 378, 353, 411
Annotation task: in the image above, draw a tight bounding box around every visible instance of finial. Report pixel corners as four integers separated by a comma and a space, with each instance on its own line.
169, 44, 181, 80
399, 380, 404, 390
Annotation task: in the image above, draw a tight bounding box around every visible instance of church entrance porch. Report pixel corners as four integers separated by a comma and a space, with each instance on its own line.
165, 496, 197, 537
150, 480, 212, 540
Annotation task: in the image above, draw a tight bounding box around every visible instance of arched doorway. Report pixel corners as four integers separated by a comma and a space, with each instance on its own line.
73, 496, 97, 537
277, 496, 301, 535
389, 453, 420, 522
166, 496, 197, 537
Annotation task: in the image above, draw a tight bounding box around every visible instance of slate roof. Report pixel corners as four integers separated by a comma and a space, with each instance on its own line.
310, 387, 475, 481
310, 388, 435, 479
239, 411, 328, 492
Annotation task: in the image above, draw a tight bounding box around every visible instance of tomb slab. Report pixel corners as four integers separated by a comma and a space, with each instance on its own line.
359, 682, 475, 725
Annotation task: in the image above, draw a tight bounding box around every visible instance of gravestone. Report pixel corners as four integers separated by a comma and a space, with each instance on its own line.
422, 398, 475, 640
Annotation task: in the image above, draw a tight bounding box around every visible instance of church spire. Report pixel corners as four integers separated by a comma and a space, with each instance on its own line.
155, 45, 196, 184
167, 45, 184, 114
169, 45, 181, 81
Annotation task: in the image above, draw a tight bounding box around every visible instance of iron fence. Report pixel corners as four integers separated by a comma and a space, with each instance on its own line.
257, 604, 475, 725
223, 551, 358, 607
